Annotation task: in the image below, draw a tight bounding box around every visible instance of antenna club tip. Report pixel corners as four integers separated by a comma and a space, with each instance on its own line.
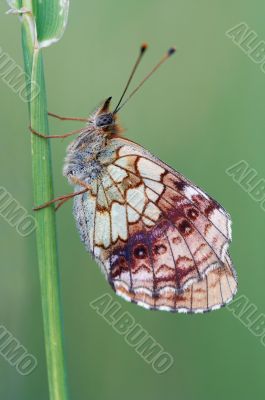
168, 46, 176, 56
102, 96, 112, 111
141, 43, 148, 53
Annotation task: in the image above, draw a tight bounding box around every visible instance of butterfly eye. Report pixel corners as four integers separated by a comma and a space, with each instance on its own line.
133, 245, 148, 259
95, 113, 113, 127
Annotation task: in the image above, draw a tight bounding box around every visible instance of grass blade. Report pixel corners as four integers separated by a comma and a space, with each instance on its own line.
8, 1, 70, 399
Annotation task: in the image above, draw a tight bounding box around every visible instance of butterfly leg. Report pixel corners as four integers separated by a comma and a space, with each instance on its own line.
7, 6, 32, 15
33, 188, 89, 211
48, 112, 89, 123
29, 126, 83, 139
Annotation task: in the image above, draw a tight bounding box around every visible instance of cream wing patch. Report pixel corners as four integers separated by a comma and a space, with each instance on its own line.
146, 188, 159, 202
118, 146, 143, 157
137, 158, 165, 180
127, 206, 140, 223
95, 211, 111, 248
107, 164, 128, 183
115, 155, 138, 173
111, 202, 127, 242
126, 184, 146, 214
144, 178, 164, 195
144, 202, 161, 221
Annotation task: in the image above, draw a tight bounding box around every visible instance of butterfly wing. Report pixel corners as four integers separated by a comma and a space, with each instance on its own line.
73, 138, 237, 313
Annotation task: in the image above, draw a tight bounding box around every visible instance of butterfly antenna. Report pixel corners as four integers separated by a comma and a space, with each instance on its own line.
113, 43, 148, 114
114, 47, 176, 114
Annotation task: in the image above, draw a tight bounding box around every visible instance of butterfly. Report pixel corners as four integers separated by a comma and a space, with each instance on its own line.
32, 44, 237, 313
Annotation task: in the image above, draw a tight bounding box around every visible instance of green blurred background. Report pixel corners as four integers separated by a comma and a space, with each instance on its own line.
1, 1, 264, 399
